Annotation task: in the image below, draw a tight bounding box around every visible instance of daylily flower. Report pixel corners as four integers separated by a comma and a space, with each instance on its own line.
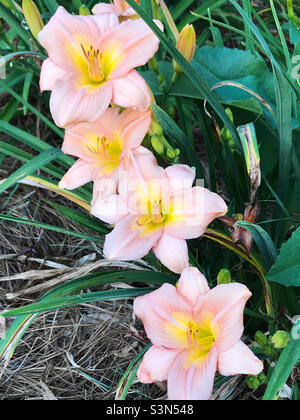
93, 0, 140, 19
134, 267, 263, 400
92, 158, 228, 273
59, 107, 153, 201
38, 6, 161, 127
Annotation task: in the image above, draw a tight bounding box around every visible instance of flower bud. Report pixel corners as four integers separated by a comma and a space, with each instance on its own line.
151, 135, 165, 156
22, 0, 44, 40
150, 119, 163, 137
173, 24, 196, 73
217, 268, 231, 285
271, 330, 289, 349
255, 331, 268, 347
79, 5, 91, 15
247, 375, 260, 390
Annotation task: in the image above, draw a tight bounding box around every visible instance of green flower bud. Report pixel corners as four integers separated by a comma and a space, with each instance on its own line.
79, 5, 90, 15
148, 57, 159, 74
247, 375, 260, 390
150, 119, 163, 137
168, 105, 176, 119
271, 331, 289, 349
166, 148, 176, 160
217, 269, 231, 285
257, 373, 266, 384
225, 107, 234, 123
151, 135, 165, 156
22, 0, 44, 40
255, 331, 268, 347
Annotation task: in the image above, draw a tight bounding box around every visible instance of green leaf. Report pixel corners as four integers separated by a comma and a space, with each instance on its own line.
0, 213, 103, 243
1, 288, 156, 317
266, 227, 300, 286
126, 0, 241, 149
151, 103, 205, 179
263, 318, 300, 400
171, 46, 275, 116
0, 3, 31, 47
0, 148, 62, 194
237, 221, 278, 272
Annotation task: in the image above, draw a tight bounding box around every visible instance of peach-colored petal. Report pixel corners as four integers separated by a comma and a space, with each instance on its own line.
38, 7, 108, 71
218, 340, 263, 377
59, 159, 94, 190
137, 346, 179, 384
91, 193, 128, 224
177, 267, 210, 305
112, 70, 152, 111
168, 345, 218, 400
92, 3, 117, 15
92, 172, 120, 205
165, 186, 227, 240
134, 283, 193, 349
199, 283, 252, 353
153, 234, 189, 274
103, 214, 163, 260
117, 108, 152, 151
165, 165, 196, 193
49, 75, 113, 128
101, 19, 162, 79
40, 59, 68, 91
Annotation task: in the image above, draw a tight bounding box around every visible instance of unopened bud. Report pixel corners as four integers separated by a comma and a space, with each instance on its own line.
166, 148, 176, 160
225, 107, 234, 123
174, 24, 196, 73
79, 5, 91, 15
151, 135, 165, 156
271, 330, 289, 349
150, 119, 163, 137
247, 375, 260, 390
22, 0, 44, 40
255, 331, 268, 347
217, 269, 231, 285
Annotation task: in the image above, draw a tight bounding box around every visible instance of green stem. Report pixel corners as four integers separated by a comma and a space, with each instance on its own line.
287, 0, 300, 29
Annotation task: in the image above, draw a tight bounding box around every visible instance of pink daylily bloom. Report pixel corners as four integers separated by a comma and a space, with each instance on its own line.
38, 6, 161, 127
93, 0, 139, 18
134, 267, 263, 400
92, 157, 228, 273
58, 107, 153, 201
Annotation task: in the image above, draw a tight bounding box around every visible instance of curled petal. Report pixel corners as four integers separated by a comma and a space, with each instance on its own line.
218, 340, 263, 377
177, 267, 210, 305
59, 159, 94, 190
112, 70, 152, 111
165, 165, 196, 193
153, 234, 189, 274
40, 59, 68, 91
137, 346, 179, 384
91, 193, 128, 225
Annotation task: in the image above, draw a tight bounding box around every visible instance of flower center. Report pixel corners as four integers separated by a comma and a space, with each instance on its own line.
186, 321, 215, 353
136, 199, 165, 227
81, 44, 105, 83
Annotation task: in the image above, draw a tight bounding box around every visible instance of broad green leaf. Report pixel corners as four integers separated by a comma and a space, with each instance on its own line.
237, 221, 278, 271
263, 318, 300, 400
266, 227, 300, 286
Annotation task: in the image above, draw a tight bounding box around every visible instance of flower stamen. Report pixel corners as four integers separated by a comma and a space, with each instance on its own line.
81, 44, 105, 83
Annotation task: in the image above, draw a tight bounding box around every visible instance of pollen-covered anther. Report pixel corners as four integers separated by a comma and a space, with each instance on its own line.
81, 44, 105, 83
